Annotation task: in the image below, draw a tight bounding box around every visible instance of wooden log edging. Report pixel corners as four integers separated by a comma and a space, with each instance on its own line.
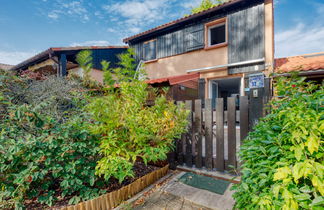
59, 165, 169, 210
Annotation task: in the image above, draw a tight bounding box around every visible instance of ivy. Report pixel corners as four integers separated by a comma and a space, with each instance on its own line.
232, 76, 324, 209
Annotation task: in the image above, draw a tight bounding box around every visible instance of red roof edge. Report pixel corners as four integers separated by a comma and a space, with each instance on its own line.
146, 73, 200, 85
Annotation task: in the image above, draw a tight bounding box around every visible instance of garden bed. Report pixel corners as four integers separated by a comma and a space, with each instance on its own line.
22, 163, 169, 210
59, 164, 169, 210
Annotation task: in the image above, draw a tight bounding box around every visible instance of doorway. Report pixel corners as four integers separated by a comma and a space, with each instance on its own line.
209, 77, 242, 108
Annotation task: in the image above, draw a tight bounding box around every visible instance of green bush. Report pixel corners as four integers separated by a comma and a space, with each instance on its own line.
87, 81, 189, 182
0, 98, 103, 209
81, 49, 189, 183
0, 71, 105, 208
232, 76, 324, 209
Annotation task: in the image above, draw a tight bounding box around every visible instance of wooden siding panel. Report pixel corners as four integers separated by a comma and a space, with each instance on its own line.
228, 4, 265, 74
157, 29, 185, 59
184, 24, 204, 52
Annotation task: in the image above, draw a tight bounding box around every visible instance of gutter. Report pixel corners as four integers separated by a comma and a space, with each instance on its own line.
186, 58, 265, 73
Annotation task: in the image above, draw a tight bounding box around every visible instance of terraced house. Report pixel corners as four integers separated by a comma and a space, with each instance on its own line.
124, 0, 274, 103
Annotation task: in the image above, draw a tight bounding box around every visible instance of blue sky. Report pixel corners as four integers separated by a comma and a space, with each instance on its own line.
0, 0, 324, 65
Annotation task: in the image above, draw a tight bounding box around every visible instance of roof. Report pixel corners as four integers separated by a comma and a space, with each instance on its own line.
123, 0, 244, 43
146, 73, 200, 85
0, 63, 14, 70
275, 52, 324, 73
12, 46, 128, 71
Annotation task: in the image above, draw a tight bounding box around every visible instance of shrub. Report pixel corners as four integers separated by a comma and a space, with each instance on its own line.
0, 71, 103, 208
80, 49, 189, 183
232, 76, 324, 209
0, 99, 103, 209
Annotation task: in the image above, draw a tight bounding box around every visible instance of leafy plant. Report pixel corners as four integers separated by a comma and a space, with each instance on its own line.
0, 71, 104, 208
76, 50, 93, 83
232, 76, 324, 209
85, 49, 189, 183
189, 0, 226, 15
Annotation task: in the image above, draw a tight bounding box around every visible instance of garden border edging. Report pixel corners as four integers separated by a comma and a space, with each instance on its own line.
58, 165, 169, 210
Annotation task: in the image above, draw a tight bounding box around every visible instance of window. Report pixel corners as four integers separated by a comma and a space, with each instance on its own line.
143, 39, 156, 61
205, 18, 227, 49
209, 24, 226, 46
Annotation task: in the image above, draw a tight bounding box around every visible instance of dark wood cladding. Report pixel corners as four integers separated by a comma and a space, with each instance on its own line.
131, 0, 265, 69
228, 3, 265, 74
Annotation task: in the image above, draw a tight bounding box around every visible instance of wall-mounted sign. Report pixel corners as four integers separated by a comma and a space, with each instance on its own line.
249, 74, 264, 89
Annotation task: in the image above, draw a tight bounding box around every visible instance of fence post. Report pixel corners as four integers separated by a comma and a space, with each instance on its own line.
176, 101, 184, 165
205, 99, 213, 170
185, 100, 193, 167
227, 97, 237, 171
215, 98, 224, 172
194, 99, 203, 168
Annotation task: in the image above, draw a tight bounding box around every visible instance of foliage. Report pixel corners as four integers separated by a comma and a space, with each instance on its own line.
0, 70, 104, 208
83, 49, 188, 183
76, 50, 93, 83
232, 76, 324, 209
1, 69, 88, 122
189, 0, 225, 15
0, 105, 103, 209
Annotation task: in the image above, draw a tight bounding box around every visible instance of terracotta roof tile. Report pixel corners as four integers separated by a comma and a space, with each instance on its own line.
275, 52, 324, 73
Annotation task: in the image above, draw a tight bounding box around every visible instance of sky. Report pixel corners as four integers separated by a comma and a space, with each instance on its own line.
0, 0, 324, 65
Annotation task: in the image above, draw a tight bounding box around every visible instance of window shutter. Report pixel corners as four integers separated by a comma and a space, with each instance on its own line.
185, 24, 204, 52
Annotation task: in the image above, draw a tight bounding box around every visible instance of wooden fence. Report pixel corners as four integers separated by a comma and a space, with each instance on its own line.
170, 96, 265, 173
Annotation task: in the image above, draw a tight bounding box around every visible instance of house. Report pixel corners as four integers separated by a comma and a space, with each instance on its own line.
124, 0, 274, 102
12, 46, 128, 83
0, 63, 13, 71
275, 52, 324, 84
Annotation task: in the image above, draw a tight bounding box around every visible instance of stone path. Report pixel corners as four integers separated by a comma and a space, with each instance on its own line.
116, 171, 236, 210
132, 191, 212, 210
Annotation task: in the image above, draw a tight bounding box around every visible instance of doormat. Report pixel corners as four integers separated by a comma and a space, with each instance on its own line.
178, 172, 230, 195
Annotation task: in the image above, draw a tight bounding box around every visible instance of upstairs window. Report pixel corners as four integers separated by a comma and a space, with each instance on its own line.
143, 39, 157, 61
205, 18, 227, 49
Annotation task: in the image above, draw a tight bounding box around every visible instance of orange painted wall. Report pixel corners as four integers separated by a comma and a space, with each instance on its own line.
144, 47, 228, 80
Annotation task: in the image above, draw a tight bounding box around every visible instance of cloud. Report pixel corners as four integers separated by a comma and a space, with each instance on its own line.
275, 3, 324, 57
181, 0, 201, 9
275, 25, 324, 58
48, 11, 59, 20
45, 0, 89, 22
103, 0, 173, 35
0, 50, 37, 65
70, 40, 110, 47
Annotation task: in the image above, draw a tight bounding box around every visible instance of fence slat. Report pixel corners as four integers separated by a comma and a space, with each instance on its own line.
176, 101, 184, 165
194, 99, 203, 168
185, 100, 193, 167
205, 99, 213, 170
215, 98, 225, 171
227, 97, 237, 171
240, 96, 249, 143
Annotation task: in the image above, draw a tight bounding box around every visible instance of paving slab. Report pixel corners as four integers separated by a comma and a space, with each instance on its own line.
117, 171, 236, 210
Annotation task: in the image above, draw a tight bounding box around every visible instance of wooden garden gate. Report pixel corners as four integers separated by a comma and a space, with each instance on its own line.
169, 96, 267, 173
